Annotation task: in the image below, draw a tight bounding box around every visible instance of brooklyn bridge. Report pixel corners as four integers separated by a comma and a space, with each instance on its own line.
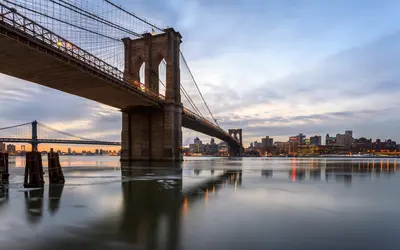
0, 0, 244, 161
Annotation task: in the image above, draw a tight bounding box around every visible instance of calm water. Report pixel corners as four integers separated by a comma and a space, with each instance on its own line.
1, 156, 400, 249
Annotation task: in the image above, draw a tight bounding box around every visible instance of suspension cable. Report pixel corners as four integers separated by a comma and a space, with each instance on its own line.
103, 0, 164, 32
37, 122, 95, 141
180, 51, 220, 126
0, 122, 31, 131
158, 77, 204, 118
4, 0, 121, 42
160, 61, 204, 117
49, 0, 141, 37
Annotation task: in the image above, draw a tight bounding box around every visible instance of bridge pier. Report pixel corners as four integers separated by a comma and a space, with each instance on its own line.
121, 104, 182, 162
228, 129, 243, 156
121, 28, 183, 163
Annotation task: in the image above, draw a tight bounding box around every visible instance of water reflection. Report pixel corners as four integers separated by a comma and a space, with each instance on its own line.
24, 188, 44, 225
0, 186, 8, 212
254, 160, 399, 185
2, 157, 400, 249
120, 168, 182, 250
48, 185, 64, 215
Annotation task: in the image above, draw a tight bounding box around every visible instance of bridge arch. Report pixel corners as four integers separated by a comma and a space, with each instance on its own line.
157, 58, 167, 97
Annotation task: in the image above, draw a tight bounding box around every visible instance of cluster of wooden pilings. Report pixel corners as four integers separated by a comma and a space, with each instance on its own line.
23, 150, 65, 188
0, 153, 9, 185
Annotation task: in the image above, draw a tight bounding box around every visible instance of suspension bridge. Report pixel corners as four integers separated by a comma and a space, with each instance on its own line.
0, 0, 243, 161
0, 120, 120, 149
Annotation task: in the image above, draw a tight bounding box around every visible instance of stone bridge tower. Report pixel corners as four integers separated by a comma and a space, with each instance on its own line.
228, 129, 243, 156
120, 28, 183, 162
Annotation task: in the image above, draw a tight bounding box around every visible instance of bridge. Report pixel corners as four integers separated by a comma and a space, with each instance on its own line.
0, 1, 243, 161
0, 120, 120, 149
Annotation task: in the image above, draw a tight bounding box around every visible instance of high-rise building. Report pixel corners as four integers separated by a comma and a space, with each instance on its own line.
6, 144, 16, 153
289, 133, 306, 145
68, 148, 71, 154
189, 137, 205, 153
0, 143, 5, 152
345, 130, 353, 138
336, 131, 353, 147
310, 135, 322, 146
206, 138, 218, 154
262, 136, 274, 149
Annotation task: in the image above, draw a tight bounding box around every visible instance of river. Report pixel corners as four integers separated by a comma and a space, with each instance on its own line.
0, 156, 399, 249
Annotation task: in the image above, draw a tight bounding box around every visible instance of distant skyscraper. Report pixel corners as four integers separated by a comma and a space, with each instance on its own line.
68, 148, 71, 154
310, 135, 322, 146
6, 144, 16, 153
336, 131, 353, 146
189, 137, 205, 153
289, 133, 306, 145
262, 136, 274, 149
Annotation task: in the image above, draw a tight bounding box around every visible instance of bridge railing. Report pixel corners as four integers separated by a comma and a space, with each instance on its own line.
0, 2, 166, 101
0, 2, 123, 80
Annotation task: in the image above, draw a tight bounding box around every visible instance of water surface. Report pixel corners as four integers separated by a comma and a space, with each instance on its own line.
1, 156, 399, 249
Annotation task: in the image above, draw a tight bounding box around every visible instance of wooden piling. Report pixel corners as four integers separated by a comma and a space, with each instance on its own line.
0, 153, 9, 184
24, 152, 44, 188
0, 153, 10, 184
48, 151, 65, 184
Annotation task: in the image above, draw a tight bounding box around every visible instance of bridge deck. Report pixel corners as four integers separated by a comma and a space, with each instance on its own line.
0, 22, 159, 110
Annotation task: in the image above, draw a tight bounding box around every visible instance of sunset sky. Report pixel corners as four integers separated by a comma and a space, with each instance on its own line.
2, 0, 400, 148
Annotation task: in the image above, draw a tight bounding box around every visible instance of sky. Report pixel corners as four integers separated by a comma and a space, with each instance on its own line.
2, 0, 400, 148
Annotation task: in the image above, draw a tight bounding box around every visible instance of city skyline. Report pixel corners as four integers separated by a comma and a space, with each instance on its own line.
2, 0, 400, 145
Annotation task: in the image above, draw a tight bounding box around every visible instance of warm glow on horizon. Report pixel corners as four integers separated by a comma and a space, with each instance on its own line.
5, 143, 120, 153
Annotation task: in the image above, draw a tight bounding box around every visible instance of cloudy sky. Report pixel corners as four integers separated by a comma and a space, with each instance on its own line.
1, 0, 400, 148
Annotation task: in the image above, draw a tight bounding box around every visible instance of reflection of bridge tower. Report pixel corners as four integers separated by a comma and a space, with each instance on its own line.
121, 28, 183, 162
228, 129, 243, 156
120, 169, 182, 249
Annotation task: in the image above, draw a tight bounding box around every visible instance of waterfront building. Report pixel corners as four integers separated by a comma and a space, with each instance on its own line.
310, 135, 322, 146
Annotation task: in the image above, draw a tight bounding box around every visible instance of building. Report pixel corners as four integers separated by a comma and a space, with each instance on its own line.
274, 141, 298, 156
325, 134, 336, 145
6, 144, 16, 153
205, 138, 219, 155
310, 135, 322, 146
289, 133, 306, 145
335, 131, 353, 147
261, 136, 274, 149
0, 143, 5, 152
189, 137, 205, 153
68, 148, 71, 154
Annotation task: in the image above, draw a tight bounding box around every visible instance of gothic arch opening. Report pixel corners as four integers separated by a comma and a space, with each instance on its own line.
158, 58, 167, 97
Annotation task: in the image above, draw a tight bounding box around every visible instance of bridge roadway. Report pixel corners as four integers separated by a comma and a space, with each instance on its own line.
0, 4, 239, 147
0, 138, 121, 146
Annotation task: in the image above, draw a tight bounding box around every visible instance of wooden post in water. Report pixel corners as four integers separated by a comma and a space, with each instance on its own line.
0, 153, 9, 184
24, 152, 44, 188
48, 149, 65, 184
0, 152, 9, 185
